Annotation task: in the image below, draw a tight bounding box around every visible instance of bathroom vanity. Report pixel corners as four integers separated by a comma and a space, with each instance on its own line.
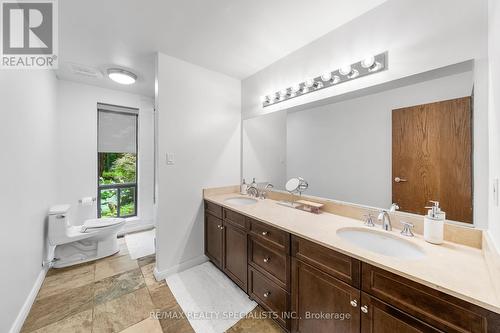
203, 191, 500, 333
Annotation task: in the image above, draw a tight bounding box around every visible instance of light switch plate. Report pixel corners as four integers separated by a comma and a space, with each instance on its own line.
166, 153, 174, 165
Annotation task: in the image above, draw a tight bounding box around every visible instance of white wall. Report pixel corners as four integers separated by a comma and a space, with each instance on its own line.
56, 80, 154, 231
488, 0, 500, 249
0, 70, 58, 333
242, 111, 287, 188
155, 53, 241, 276
242, 0, 487, 119
286, 71, 473, 211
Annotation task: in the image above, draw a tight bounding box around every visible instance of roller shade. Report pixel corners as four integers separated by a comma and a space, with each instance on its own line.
98, 104, 138, 153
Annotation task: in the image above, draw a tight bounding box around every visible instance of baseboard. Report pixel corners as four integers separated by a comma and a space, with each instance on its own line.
9, 266, 48, 333
153, 255, 208, 281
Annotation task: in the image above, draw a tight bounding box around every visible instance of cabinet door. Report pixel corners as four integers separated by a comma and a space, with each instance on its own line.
205, 213, 223, 268
222, 221, 247, 291
291, 258, 360, 333
360, 292, 441, 333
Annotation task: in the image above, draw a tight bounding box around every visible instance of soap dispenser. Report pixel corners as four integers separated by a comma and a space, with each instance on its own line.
424, 201, 445, 245
240, 179, 247, 195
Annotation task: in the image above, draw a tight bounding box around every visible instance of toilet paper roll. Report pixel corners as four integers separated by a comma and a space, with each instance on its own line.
80, 197, 94, 206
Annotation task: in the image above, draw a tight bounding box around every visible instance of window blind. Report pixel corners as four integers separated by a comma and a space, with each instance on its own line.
97, 104, 138, 153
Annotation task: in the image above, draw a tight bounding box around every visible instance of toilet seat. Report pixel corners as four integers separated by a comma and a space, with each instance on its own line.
81, 218, 125, 233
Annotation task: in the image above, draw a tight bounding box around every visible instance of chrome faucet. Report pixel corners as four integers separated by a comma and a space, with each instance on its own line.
247, 184, 258, 197
378, 203, 399, 231
247, 182, 273, 199
259, 183, 274, 199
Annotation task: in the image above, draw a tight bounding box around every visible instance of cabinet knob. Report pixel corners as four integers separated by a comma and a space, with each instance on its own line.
217, 224, 222, 229
263, 291, 271, 298
361, 305, 368, 313
262, 231, 269, 236
350, 300, 357, 307
263, 257, 270, 263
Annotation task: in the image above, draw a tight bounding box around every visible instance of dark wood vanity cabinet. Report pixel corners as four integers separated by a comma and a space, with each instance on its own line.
204, 202, 247, 290
291, 258, 361, 333
222, 216, 248, 290
204, 201, 500, 333
205, 211, 223, 268
360, 292, 442, 333
291, 235, 500, 333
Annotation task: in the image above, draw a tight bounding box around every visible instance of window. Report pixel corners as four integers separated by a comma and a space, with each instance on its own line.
97, 103, 138, 218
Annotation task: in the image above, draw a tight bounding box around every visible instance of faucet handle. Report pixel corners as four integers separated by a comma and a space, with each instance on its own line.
363, 214, 375, 227
400, 221, 414, 237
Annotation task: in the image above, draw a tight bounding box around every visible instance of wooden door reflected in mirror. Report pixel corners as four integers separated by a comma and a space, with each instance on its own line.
392, 97, 473, 223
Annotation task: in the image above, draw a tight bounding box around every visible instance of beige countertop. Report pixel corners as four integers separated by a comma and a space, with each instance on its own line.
204, 191, 500, 314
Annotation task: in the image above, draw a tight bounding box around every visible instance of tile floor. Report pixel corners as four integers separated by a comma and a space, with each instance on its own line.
22, 238, 284, 333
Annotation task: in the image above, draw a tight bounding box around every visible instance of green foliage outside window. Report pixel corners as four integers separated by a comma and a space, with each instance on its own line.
99, 153, 137, 217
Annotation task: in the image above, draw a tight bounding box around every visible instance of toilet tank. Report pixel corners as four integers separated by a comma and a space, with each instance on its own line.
48, 204, 71, 246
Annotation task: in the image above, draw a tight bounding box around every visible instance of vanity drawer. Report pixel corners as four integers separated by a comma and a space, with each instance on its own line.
223, 208, 247, 230
249, 237, 290, 290
205, 201, 222, 219
248, 266, 290, 329
362, 263, 498, 333
249, 219, 290, 253
291, 235, 360, 288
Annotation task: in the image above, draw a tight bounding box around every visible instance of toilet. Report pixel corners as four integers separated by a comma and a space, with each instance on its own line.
48, 204, 125, 268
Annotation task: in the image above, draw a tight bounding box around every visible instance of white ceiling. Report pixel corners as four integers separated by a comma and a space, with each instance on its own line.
57, 0, 388, 97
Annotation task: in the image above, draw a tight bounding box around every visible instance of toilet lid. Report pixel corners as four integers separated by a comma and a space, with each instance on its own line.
83, 218, 124, 229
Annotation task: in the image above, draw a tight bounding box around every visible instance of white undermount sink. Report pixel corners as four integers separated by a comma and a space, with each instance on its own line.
224, 197, 258, 206
336, 227, 425, 260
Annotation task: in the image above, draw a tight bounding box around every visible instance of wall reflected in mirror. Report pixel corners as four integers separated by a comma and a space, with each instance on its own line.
242, 66, 474, 223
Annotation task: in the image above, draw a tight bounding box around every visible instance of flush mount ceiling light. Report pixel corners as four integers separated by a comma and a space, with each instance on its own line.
107, 68, 137, 85
261, 52, 387, 108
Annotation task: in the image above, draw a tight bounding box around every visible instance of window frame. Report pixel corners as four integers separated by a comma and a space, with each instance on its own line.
97, 103, 139, 219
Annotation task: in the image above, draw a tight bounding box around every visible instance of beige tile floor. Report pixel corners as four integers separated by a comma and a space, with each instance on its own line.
22, 238, 284, 333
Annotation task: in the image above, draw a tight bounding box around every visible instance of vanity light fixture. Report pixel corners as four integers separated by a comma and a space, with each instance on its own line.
261, 52, 387, 108
107, 68, 137, 85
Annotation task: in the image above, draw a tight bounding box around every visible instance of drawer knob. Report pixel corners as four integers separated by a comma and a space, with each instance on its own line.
361, 305, 368, 314
263, 291, 271, 298
262, 231, 269, 236
350, 300, 357, 307
263, 257, 270, 263
217, 224, 222, 229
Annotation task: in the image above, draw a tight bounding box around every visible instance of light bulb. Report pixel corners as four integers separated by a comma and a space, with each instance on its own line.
305, 78, 315, 88
302, 86, 309, 94
339, 65, 352, 76
361, 56, 375, 69
291, 84, 301, 93
321, 72, 332, 82
280, 89, 288, 98
260, 95, 267, 103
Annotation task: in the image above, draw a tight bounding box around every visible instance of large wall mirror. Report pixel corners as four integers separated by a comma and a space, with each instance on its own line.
243, 63, 475, 224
